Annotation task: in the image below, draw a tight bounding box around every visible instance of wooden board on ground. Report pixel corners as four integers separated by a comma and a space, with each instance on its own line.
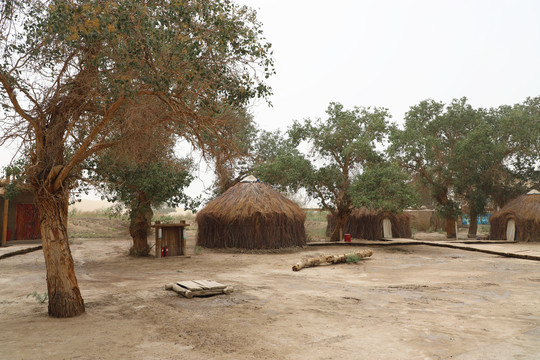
165, 279, 233, 298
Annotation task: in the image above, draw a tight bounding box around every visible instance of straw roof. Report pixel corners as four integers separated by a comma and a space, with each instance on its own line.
326, 207, 411, 240
489, 191, 540, 242
196, 181, 306, 249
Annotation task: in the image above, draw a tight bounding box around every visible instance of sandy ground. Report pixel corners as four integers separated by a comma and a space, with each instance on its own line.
1, 230, 539, 360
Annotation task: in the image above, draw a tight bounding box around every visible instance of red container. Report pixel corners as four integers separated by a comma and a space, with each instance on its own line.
161, 247, 165, 257
164, 246, 169, 257
344, 234, 351, 242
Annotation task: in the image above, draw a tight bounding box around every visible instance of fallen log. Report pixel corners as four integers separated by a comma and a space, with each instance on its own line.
292, 249, 373, 271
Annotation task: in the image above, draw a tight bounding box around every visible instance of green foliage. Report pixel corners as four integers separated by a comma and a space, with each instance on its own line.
252, 129, 311, 192
253, 102, 392, 240
103, 205, 126, 220
1, 0, 274, 193
3, 0, 274, 103
256, 102, 390, 210
1, 1, 275, 313
390, 96, 540, 236
305, 209, 328, 222
390, 98, 483, 219
95, 157, 196, 211
193, 245, 202, 255
1, 159, 29, 199
345, 253, 362, 263
27, 291, 48, 304
350, 162, 419, 213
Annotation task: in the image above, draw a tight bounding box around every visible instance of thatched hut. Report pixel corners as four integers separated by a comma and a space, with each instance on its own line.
326, 207, 411, 240
489, 190, 540, 242
196, 176, 306, 249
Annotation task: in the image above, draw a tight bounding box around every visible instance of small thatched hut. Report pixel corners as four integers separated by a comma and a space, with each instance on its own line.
489, 190, 540, 242
326, 208, 411, 240
196, 176, 306, 249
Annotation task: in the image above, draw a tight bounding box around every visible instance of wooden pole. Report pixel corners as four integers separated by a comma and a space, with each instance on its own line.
154, 221, 161, 258
180, 227, 186, 255
2, 175, 10, 247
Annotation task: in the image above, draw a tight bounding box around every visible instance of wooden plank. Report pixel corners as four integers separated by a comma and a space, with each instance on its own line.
189, 289, 227, 297
0, 245, 42, 260
193, 280, 226, 290
177, 280, 204, 291
192, 280, 214, 289
166, 281, 234, 298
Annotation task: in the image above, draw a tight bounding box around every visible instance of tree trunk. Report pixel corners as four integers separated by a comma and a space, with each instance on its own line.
330, 212, 350, 241
292, 249, 373, 271
36, 188, 85, 318
129, 194, 153, 256
445, 216, 456, 238
468, 212, 478, 238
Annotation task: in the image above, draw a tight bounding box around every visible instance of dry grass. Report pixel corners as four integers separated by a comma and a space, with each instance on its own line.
304, 209, 329, 241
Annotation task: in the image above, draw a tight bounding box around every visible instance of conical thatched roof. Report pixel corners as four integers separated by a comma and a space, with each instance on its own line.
196, 181, 306, 249
326, 207, 411, 240
489, 191, 540, 242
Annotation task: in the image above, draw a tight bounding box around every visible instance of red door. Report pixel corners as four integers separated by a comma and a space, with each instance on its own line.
15, 204, 41, 240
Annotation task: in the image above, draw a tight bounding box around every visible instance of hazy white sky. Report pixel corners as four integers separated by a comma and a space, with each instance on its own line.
240, 0, 540, 130
2, 0, 540, 201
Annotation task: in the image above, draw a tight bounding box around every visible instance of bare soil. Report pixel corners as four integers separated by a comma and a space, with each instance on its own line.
1, 227, 539, 359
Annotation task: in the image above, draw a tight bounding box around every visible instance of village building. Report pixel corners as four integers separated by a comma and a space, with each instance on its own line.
326, 207, 411, 240
1, 180, 40, 245
489, 189, 540, 242
196, 176, 306, 249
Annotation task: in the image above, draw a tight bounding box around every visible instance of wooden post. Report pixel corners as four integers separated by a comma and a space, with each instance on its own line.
2, 175, 10, 247
180, 227, 186, 255
154, 221, 161, 258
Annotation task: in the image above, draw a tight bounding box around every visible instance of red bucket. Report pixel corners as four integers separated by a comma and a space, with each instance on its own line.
344, 234, 351, 242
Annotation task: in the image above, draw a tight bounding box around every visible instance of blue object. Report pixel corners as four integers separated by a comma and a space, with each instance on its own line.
462, 214, 491, 225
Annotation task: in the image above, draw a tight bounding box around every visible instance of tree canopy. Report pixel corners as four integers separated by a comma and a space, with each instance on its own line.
255, 102, 399, 240
350, 162, 419, 214
0, 0, 274, 317
390, 97, 540, 238
88, 123, 196, 256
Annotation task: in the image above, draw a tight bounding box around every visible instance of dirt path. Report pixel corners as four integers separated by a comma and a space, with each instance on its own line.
1, 232, 539, 359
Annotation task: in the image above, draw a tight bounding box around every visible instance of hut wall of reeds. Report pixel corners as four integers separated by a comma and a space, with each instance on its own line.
405, 209, 446, 231
489, 191, 540, 242
326, 208, 411, 240
196, 179, 306, 249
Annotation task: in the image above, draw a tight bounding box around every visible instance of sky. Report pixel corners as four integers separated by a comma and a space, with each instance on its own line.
189, 0, 540, 198
238, 0, 540, 132
2, 0, 540, 202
